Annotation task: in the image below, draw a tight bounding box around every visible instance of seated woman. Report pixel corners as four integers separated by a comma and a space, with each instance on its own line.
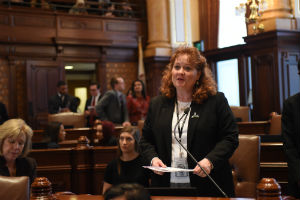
102, 126, 149, 194
93, 120, 117, 146
44, 121, 66, 148
0, 119, 36, 184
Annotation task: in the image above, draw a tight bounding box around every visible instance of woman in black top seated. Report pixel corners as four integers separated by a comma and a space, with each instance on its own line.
44, 121, 66, 148
93, 120, 117, 146
102, 126, 149, 194
0, 119, 36, 184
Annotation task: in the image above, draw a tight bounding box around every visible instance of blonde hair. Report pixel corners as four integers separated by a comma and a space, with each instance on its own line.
160, 45, 217, 104
0, 119, 33, 157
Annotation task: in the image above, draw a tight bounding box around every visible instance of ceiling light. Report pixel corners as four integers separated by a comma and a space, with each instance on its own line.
65, 65, 74, 70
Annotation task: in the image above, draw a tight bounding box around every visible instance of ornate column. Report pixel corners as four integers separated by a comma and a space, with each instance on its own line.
247, 0, 298, 35
145, 0, 171, 57
144, 0, 172, 97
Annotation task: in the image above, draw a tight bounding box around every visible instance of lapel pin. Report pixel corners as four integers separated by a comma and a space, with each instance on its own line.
191, 112, 199, 118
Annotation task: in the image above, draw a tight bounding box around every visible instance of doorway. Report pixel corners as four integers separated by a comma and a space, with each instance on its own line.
65, 62, 96, 113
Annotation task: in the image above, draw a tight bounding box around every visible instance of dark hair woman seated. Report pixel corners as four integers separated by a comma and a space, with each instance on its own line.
93, 120, 117, 146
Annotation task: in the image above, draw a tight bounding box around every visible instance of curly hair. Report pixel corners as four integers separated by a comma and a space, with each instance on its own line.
160, 45, 217, 104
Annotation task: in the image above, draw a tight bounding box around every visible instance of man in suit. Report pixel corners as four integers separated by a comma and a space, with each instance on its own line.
96, 77, 130, 126
84, 82, 102, 127
48, 81, 77, 114
282, 61, 300, 198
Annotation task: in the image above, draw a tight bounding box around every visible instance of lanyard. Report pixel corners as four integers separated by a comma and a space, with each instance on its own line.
176, 100, 189, 141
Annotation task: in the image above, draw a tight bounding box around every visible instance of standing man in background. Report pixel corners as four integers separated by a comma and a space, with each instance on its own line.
85, 82, 102, 127
96, 77, 130, 127
48, 81, 77, 114
282, 61, 300, 199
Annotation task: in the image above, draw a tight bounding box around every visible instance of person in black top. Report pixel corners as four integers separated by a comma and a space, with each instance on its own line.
0, 102, 8, 125
48, 81, 77, 114
0, 119, 36, 184
44, 121, 66, 148
282, 61, 300, 198
103, 126, 149, 194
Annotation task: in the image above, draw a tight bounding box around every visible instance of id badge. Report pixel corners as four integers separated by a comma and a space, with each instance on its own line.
174, 157, 188, 177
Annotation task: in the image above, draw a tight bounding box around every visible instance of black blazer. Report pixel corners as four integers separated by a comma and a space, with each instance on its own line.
282, 92, 300, 198
48, 94, 77, 114
140, 93, 239, 197
0, 156, 37, 184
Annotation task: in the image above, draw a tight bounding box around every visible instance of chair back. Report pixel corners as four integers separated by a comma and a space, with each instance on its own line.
0, 176, 30, 200
137, 120, 145, 137
269, 113, 282, 135
48, 112, 85, 128
229, 135, 260, 198
230, 106, 251, 122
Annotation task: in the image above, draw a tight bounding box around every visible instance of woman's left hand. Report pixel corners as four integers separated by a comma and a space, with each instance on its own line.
193, 158, 213, 177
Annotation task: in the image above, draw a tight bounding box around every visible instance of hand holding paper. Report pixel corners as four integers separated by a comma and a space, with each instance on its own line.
143, 166, 193, 173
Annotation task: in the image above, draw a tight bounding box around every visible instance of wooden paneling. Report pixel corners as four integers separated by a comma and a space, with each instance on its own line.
237, 121, 270, 135
0, 7, 147, 121
29, 148, 73, 192
204, 31, 300, 121
244, 30, 300, 120
260, 142, 288, 194
144, 56, 169, 97
29, 146, 118, 194
26, 60, 65, 128
251, 54, 276, 120
0, 58, 9, 108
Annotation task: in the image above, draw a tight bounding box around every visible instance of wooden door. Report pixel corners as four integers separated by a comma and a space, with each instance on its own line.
27, 60, 65, 129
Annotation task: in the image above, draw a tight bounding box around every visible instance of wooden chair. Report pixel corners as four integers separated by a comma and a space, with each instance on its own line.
137, 120, 145, 137
229, 135, 260, 198
48, 112, 85, 128
230, 106, 251, 122
0, 176, 30, 200
269, 112, 282, 135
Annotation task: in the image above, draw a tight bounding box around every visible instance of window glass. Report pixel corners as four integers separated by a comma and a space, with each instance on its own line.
218, 0, 247, 48
217, 59, 240, 106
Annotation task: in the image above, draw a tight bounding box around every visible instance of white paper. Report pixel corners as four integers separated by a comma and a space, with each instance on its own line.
143, 166, 193, 173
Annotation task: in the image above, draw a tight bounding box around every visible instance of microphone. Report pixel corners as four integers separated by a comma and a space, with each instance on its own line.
173, 107, 228, 198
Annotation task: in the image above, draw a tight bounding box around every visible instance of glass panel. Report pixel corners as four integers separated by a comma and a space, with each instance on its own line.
218, 0, 247, 48
174, 0, 185, 42
217, 59, 240, 106
75, 87, 87, 113
288, 64, 300, 96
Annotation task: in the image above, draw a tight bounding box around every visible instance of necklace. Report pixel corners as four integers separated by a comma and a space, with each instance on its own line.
177, 100, 191, 112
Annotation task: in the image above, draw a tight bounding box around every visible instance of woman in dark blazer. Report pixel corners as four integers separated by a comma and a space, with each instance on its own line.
0, 119, 36, 184
139, 46, 239, 197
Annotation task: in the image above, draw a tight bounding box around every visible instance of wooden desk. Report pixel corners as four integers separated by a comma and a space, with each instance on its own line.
55, 194, 255, 200
260, 142, 288, 194
29, 146, 118, 194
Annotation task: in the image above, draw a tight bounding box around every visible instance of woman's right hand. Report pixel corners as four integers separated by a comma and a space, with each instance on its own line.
151, 157, 166, 175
